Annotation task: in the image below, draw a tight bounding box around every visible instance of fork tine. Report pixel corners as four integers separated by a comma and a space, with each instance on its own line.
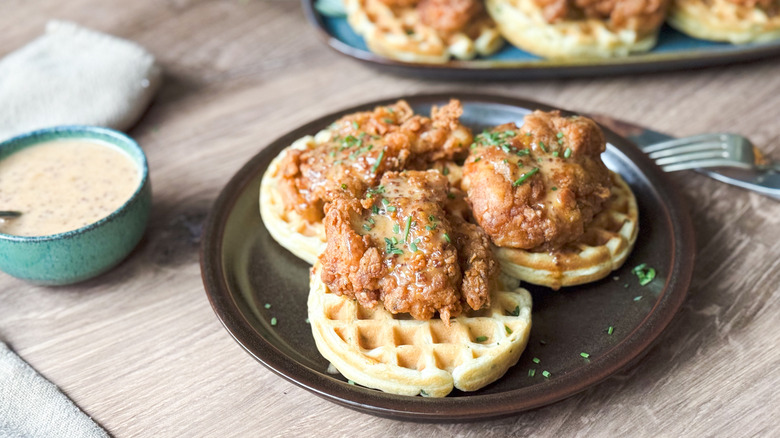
654, 150, 729, 166
660, 159, 755, 172
641, 133, 728, 153
647, 142, 727, 159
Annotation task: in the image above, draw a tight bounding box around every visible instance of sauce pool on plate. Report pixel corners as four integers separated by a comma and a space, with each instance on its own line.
0, 139, 140, 237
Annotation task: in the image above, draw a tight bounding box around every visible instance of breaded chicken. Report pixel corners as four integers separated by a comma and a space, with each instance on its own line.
278, 100, 472, 223
319, 170, 496, 324
462, 110, 611, 251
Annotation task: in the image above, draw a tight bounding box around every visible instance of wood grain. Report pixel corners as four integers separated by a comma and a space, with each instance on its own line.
1, 1, 779, 436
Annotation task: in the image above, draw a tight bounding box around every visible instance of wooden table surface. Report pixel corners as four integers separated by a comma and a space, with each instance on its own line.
2, 1, 779, 436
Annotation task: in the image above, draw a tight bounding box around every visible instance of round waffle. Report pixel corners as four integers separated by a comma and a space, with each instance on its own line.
485, 0, 662, 58
259, 135, 327, 266
668, 0, 780, 43
494, 171, 639, 289
307, 263, 532, 397
344, 0, 504, 63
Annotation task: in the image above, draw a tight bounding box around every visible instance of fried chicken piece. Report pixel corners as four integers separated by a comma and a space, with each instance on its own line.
278, 100, 471, 223
534, 0, 666, 29
319, 170, 495, 324
418, 0, 483, 33
462, 111, 611, 251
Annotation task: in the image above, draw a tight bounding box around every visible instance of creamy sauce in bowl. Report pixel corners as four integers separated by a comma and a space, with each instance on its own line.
0, 139, 141, 237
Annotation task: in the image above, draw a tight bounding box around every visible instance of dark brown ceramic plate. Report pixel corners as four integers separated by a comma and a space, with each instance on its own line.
200, 93, 695, 421
303, 0, 780, 80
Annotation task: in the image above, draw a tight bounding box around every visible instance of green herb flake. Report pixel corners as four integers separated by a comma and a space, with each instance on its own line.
552, 151, 559, 157
442, 166, 449, 176
510, 305, 520, 316
371, 149, 385, 173
475, 336, 488, 343
473, 157, 481, 163
409, 241, 418, 252
513, 167, 540, 186
305, 318, 310, 324
420, 389, 428, 396
443, 233, 451, 243
383, 118, 393, 124
505, 325, 513, 335
403, 216, 412, 242
351, 121, 359, 130
607, 326, 614, 335
341, 183, 347, 190
362, 224, 372, 231
563, 147, 572, 159
556, 132, 564, 139
516, 149, 530, 156
538, 141, 548, 152
381, 198, 390, 206
528, 369, 536, 377
532, 357, 540, 364
270, 317, 277, 326
502, 159, 509, 164
393, 223, 400, 234
372, 205, 379, 214
348, 380, 355, 385
580, 352, 590, 359
386, 206, 396, 212
447, 192, 455, 199
264, 303, 271, 309
634, 296, 643, 301
551, 187, 558, 191
542, 370, 551, 378
631, 263, 656, 286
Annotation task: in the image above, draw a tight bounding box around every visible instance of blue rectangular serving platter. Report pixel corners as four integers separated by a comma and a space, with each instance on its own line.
303, 0, 780, 79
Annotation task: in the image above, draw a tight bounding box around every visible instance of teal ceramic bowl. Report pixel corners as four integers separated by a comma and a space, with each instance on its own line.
0, 126, 151, 285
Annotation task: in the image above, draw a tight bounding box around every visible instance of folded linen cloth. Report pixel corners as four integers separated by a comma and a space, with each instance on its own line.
0, 20, 162, 142
0, 342, 108, 438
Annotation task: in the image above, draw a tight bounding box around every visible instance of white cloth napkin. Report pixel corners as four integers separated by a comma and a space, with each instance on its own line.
0, 20, 162, 142
0, 342, 108, 438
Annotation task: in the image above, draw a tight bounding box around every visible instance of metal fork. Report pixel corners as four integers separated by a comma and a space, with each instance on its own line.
642, 133, 776, 172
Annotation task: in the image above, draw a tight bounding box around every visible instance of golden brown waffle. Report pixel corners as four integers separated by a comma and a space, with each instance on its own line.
345, 0, 504, 63
494, 171, 639, 289
668, 0, 780, 43
485, 0, 662, 58
259, 135, 327, 266
307, 263, 532, 397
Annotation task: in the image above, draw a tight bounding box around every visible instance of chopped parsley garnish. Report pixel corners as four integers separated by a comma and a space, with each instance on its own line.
351, 121, 359, 130
510, 305, 520, 316
420, 389, 427, 396
513, 167, 539, 186
580, 352, 590, 359
516, 149, 530, 156
538, 141, 548, 152
371, 149, 385, 173
551, 187, 558, 191
505, 325, 513, 335
528, 369, 536, 377
409, 240, 419, 252
403, 216, 412, 243
381, 198, 390, 206
632, 263, 656, 286
393, 223, 400, 234
442, 166, 449, 176
552, 151, 559, 157
608, 326, 614, 335
383, 118, 393, 124
542, 370, 551, 378
532, 357, 540, 364
371, 205, 379, 214
386, 206, 396, 212
348, 380, 355, 385
563, 147, 572, 158
384, 237, 404, 255
475, 336, 488, 343
443, 233, 451, 243
366, 185, 385, 198
362, 224, 372, 231
473, 157, 481, 163
634, 296, 643, 301
341, 183, 347, 190
447, 192, 455, 199
502, 159, 509, 164
264, 303, 271, 309
556, 132, 564, 139
270, 317, 277, 326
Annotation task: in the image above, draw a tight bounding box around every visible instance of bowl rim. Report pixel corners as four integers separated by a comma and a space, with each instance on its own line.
0, 125, 150, 242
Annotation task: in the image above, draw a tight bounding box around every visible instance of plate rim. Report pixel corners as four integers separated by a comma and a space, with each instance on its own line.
301, 0, 780, 79
200, 92, 695, 421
